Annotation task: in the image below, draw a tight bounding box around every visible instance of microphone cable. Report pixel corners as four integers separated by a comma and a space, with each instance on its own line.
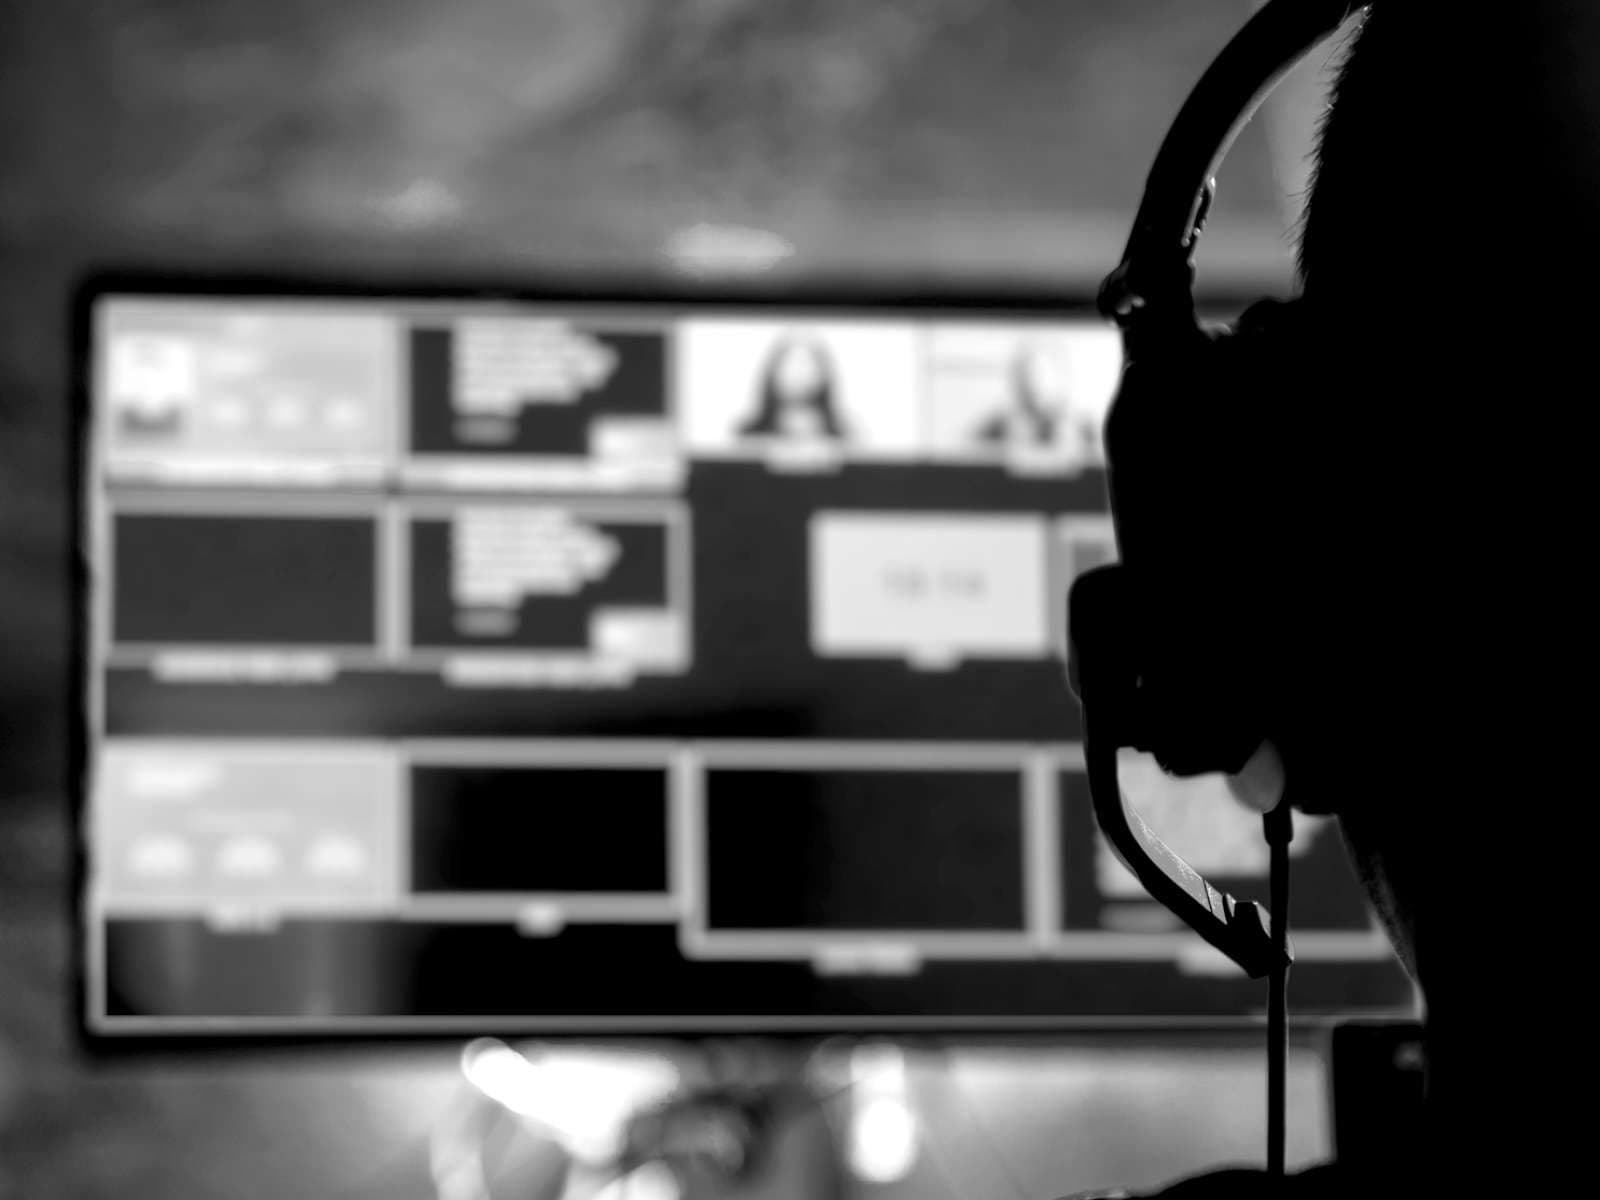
1263, 799, 1294, 1180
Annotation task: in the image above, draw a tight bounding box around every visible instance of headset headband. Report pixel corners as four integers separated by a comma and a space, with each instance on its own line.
1099, 0, 1367, 323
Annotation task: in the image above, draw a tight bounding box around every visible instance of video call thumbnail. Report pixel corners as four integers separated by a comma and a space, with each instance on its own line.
408, 319, 673, 459
408, 762, 670, 895
110, 509, 380, 649
673, 317, 1119, 472
702, 764, 1026, 933
922, 324, 1118, 467
676, 319, 922, 460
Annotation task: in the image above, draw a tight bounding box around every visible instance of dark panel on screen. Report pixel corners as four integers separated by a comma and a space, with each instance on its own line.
408, 514, 669, 651
409, 764, 669, 893
705, 767, 1024, 931
100, 919, 1412, 1022
111, 512, 377, 646
682, 463, 1086, 740
409, 328, 667, 456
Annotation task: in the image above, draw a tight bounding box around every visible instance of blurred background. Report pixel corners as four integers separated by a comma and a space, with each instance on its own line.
0, 2, 1389, 1198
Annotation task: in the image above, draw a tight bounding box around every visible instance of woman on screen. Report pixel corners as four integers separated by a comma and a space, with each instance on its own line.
973, 338, 1107, 465
973, 339, 1067, 448
737, 333, 850, 443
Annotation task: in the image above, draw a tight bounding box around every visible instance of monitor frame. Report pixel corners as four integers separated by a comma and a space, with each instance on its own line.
67, 267, 1401, 1049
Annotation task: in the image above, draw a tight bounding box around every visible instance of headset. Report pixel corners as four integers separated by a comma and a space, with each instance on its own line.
1066, 0, 1370, 1181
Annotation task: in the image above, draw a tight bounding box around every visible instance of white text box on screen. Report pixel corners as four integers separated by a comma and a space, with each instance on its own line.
810, 513, 1049, 665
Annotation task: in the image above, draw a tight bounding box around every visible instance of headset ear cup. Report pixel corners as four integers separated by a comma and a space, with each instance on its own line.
1065, 564, 1140, 728
1092, 302, 1312, 780
1068, 563, 1261, 772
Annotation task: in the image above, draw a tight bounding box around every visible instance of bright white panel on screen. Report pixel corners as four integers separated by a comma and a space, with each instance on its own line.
98, 300, 395, 459
676, 319, 921, 457
94, 744, 399, 909
107, 332, 201, 425
923, 323, 1120, 464
810, 512, 1048, 664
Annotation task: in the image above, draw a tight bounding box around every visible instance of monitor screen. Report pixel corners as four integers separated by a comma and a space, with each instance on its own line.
75, 279, 1412, 1036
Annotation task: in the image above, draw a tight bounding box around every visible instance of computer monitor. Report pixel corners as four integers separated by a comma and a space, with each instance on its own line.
72, 274, 1413, 1037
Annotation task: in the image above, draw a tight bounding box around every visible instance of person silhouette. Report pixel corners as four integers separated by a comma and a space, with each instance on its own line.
737, 334, 850, 443
1058, 3, 1600, 1197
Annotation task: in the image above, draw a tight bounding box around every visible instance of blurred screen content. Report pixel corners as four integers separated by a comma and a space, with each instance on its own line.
81, 291, 1409, 1032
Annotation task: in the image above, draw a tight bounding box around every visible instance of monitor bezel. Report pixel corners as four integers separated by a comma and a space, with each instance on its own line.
67, 267, 1397, 1051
